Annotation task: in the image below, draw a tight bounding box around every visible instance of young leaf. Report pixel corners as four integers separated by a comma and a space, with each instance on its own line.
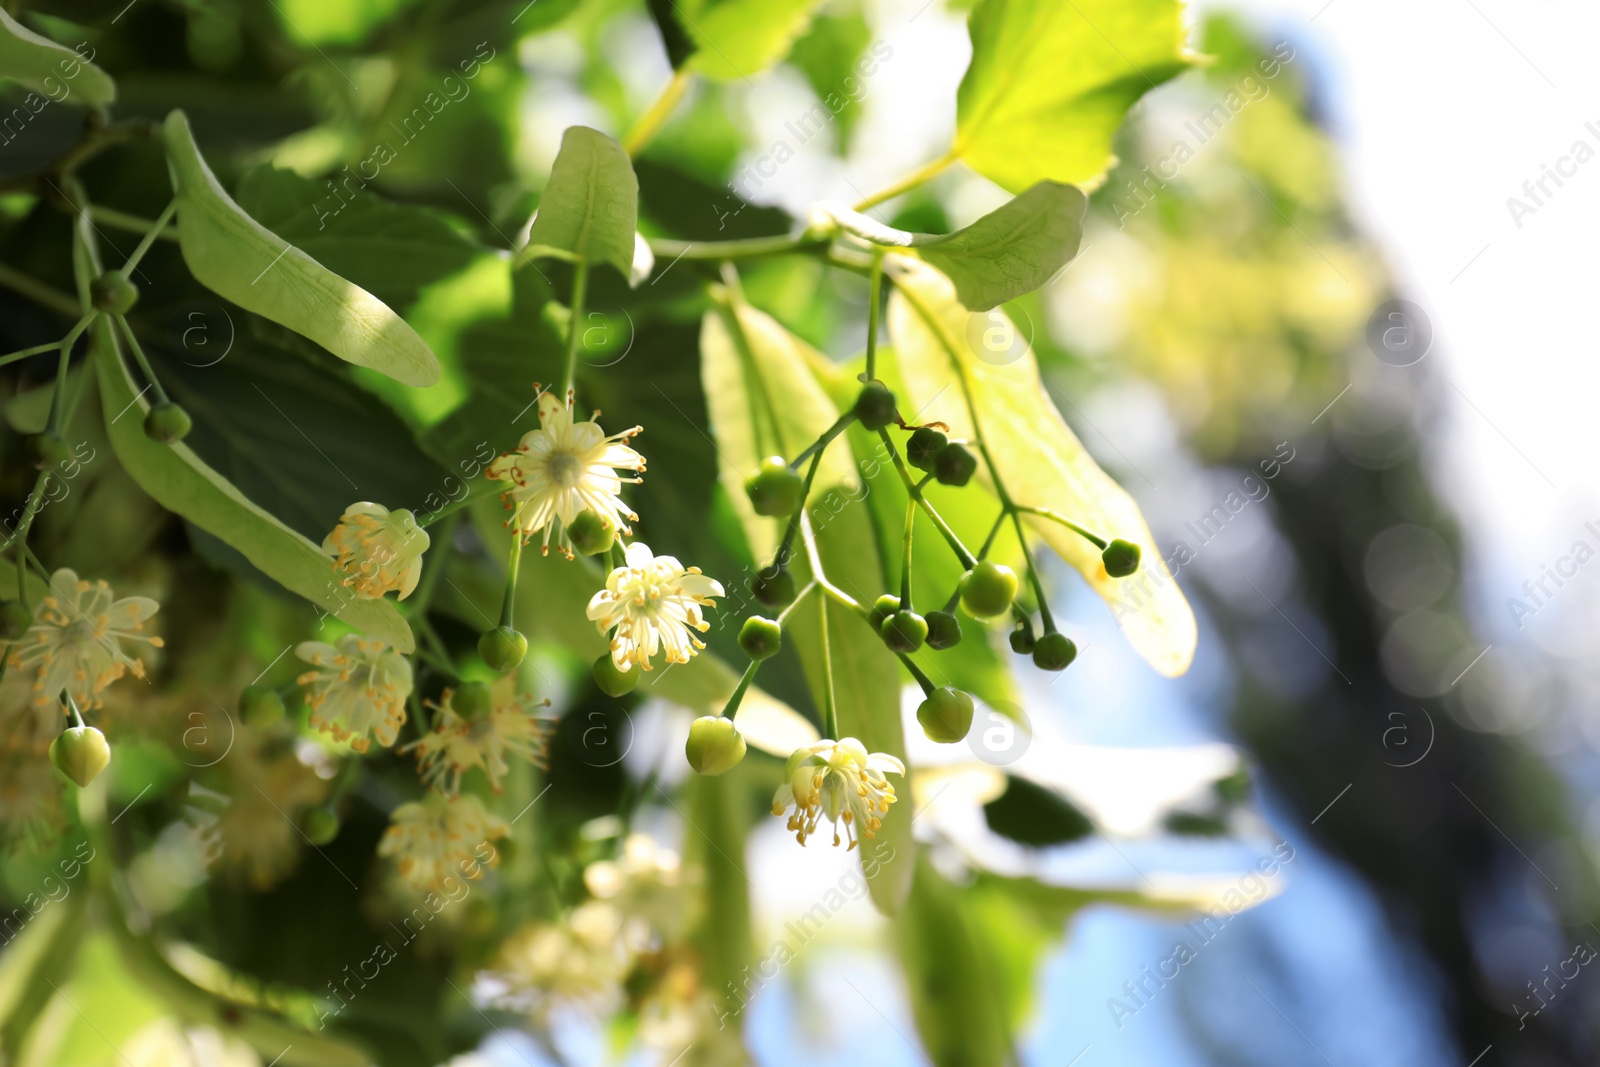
0, 9, 114, 107
821, 181, 1087, 310
886, 255, 1197, 677
954, 0, 1193, 192
663, 0, 822, 82
524, 126, 639, 281
162, 111, 442, 388
92, 319, 415, 653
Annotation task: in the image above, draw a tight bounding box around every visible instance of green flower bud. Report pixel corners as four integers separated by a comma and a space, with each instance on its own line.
451, 681, 493, 721
880, 609, 927, 653
934, 442, 977, 486
917, 687, 974, 744
50, 725, 110, 787
738, 616, 782, 661
924, 609, 962, 650
1102, 538, 1142, 578
1032, 631, 1078, 672
238, 684, 286, 728
90, 270, 139, 313
868, 593, 901, 629
960, 560, 1017, 618
144, 401, 192, 444
567, 509, 616, 556
0, 599, 32, 641
593, 653, 639, 697
906, 427, 948, 471
853, 380, 898, 431
685, 715, 746, 776
479, 626, 528, 671
750, 568, 797, 609
745, 456, 805, 517
1009, 617, 1036, 654
302, 806, 340, 845
24, 431, 70, 471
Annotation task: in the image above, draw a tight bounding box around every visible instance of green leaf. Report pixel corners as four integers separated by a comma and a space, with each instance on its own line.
699, 294, 912, 912
162, 110, 442, 388
822, 181, 1087, 310
886, 255, 1196, 677
92, 318, 414, 652
954, 0, 1193, 192
669, 0, 822, 82
787, 7, 874, 148
234, 166, 480, 311
0, 9, 114, 107
524, 126, 638, 280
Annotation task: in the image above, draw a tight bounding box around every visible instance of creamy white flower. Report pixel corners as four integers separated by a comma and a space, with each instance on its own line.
586, 541, 723, 672
485, 391, 644, 556
401, 686, 552, 796
6, 568, 162, 714
378, 792, 507, 892
771, 738, 905, 848
295, 635, 411, 753
321, 502, 429, 600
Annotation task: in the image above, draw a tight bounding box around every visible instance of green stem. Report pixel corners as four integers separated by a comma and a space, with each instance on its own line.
112, 313, 169, 403
894, 651, 937, 697
774, 450, 825, 571
1013, 505, 1108, 549
777, 580, 818, 626
407, 512, 457, 615
498, 525, 525, 630
120, 199, 179, 275
853, 151, 958, 212
1009, 510, 1056, 633
899, 499, 915, 608
0, 330, 81, 369
865, 249, 885, 382
87, 204, 179, 242
790, 411, 857, 469
978, 509, 1007, 559
561, 260, 590, 399
647, 232, 821, 262
877, 429, 975, 568
818, 596, 838, 740
622, 70, 694, 157
0, 262, 78, 316
721, 659, 760, 720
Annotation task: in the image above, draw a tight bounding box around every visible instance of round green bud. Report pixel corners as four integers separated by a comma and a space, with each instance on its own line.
593, 653, 639, 697
0, 599, 32, 641
906, 427, 948, 472
24, 431, 70, 471
750, 568, 796, 609
924, 609, 962, 650
880, 609, 927, 653
567, 509, 616, 556
238, 684, 286, 728
1032, 631, 1078, 672
1009, 617, 1036, 655
685, 715, 746, 776
452, 681, 494, 721
90, 270, 139, 313
302, 806, 340, 845
479, 626, 527, 672
960, 560, 1017, 618
917, 687, 974, 744
50, 725, 110, 787
934, 443, 977, 487
868, 593, 901, 630
745, 457, 805, 518
1102, 538, 1142, 578
738, 616, 782, 661
853, 380, 897, 431
144, 401, 192, 444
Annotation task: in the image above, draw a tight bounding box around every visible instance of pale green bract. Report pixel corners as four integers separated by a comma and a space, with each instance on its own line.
162, 111, 442, 388
955, 0, 1193, 192
0, 8, 115, 107
91, 318, 416, 653
673, 0, 821, 82
819, 181, 1087, 311
524, 126, 641, 282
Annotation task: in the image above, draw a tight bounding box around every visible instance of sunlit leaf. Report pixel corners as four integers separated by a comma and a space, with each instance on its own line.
92, 319, 415, 652
0, 8, 114, 107
954, 0, 1193, 192
666, 0, 822, 82
886, 255, 1196, 676
524, 126, 639, 281
162, 110, 442, 388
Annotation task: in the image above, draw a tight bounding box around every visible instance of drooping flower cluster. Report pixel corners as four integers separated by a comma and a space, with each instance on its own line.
772, 738, 905, 848
401, 685, 553, 796
586, 541, 723, 671
492, 900, 630, 1020
321, 502, 430, 600
295, 635, 412, 752
583, 832, 688, 938
486, 390, 645, 556
5, 568, 162, 718
378, 792, 508, 892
